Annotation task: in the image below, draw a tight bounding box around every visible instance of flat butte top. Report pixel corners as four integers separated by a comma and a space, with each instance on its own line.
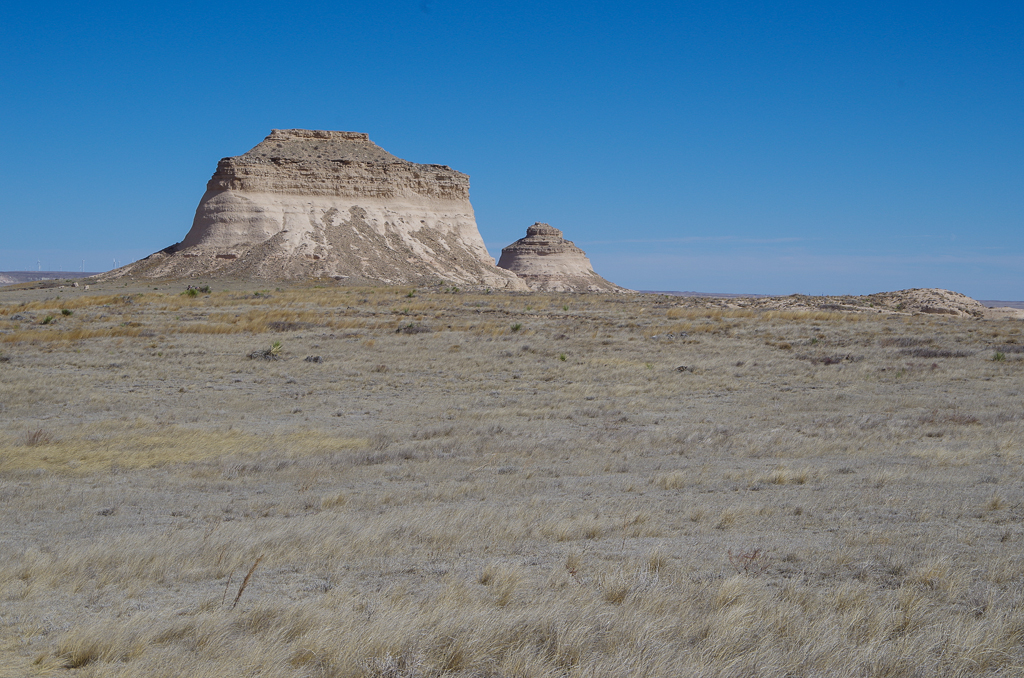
238, 129, 408, 166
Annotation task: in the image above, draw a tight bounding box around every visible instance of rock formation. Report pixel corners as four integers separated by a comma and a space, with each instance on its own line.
704, 288, 1023, 319
104, 130, 526, 289
497, 223, 625, 292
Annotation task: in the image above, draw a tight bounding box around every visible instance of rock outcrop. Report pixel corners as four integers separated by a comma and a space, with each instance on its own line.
705, 288, 1018, 318
497, 223, 625, 292
104, 130, 526, 288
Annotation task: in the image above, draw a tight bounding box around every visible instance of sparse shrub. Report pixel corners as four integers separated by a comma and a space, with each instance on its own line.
479, 562, 498, 585
559, 353, 567, 361
880, 336, 934, 347
992, 352, 1006, 362
361, 651, 426, 678
320, 492, 347, 509
182, 288, 198, 298
565, 551, 583, 584
646, 548, 669, 572
654, 470, 686, 489
406, 289, 416, 298
986, 493, 1006, 511
715, 507, 738, 530
41, 315, 54, 325
24, 429, 53, 446
511, 323, 522, 332
248, 341, 282, 360
763, 466, 810, 485
268, 320, 316, 332
918, 409, 979, 426
900, 348, 972, 358
61, 308, 73, 316
600, 572, 633, 604
482, 565, 522, 606
727, 547, 770, 575
803, 353, 862, 365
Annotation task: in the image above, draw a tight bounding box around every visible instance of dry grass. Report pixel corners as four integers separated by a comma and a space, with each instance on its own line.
0, 279, 1023, 676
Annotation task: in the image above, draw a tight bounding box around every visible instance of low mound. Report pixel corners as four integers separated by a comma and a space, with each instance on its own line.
672, 288, 1020, 319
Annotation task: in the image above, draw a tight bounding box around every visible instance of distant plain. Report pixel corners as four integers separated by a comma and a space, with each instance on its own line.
1, 279, 1023, 677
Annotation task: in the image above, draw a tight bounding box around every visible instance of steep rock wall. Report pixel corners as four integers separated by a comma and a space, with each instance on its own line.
107, 130, 527, 288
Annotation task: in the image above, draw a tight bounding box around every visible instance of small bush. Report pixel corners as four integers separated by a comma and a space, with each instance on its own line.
248, 341, 282, 361
727, 547, 770, 575
511, 323, 522, 332
41, 316, 55, 325
654, 470, 686, 490
24, 429, 53, 446
61, 308, 73, 316
992, 352, 1006, 362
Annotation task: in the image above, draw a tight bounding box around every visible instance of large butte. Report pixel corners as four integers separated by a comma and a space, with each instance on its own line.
497, 223, 627, 292
104, 129, 526, 289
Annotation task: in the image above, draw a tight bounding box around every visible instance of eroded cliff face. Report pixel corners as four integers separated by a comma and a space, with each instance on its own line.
497, 223, 626, 292
107, 130, 527, 288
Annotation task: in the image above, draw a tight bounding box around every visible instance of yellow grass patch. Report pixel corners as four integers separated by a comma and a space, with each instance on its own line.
0, 422, 365, 474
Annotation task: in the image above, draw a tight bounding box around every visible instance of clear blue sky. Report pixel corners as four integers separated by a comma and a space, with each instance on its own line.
2, 1, 1021, 297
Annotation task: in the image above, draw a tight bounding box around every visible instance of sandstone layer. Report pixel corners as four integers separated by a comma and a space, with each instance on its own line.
496, 223, 625, 292
104, 130, 526, 289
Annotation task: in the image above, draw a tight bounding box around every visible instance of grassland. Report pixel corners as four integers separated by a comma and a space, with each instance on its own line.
1, 280, 1022, 677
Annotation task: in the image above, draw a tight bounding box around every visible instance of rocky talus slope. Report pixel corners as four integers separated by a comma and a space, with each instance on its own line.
497, 223, 626, 292
102, 130, 526, 289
